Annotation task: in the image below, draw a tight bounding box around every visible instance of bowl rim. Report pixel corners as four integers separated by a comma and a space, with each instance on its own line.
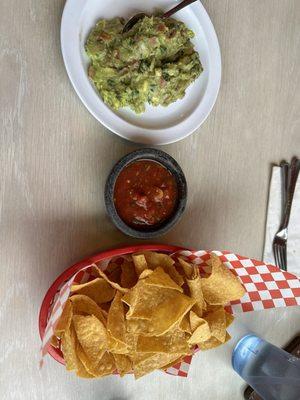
104, 148, 188, 238
38, 243, 186, 364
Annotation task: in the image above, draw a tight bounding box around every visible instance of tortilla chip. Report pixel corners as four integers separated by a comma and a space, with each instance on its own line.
149, 292, 195, 336
132, 254, 149, 276
97, 267, 129, 294
107, 291, 128, 347
198, 331, 231, 350
105, 262, 122, 283
70, 294, 107, 326
113, 354, 132, 376
125, 281, 174, 320
71, 278, 115, 304
121, 261, 138, 288
141, 251, 174, 268
197, 336, 222, 350
205, 308, 226, 343
61, 323, 78, 371
225, 311, 234, 328
189, 310, 204, 332
186, 271, 206, 316
75, 343, 104, 374
139, 269, 153, 279
140, 251, 184, 286
145, 267, 183, 292
179, 314, 192, 335
133, 352, 183, 379
188, 319, 211, 345
76, 358, 95, 378
201, 254, 245, 305
73, 314, 108, 361
76, 344, 115, 377
50, 335, 60, 348
136, 328, 190, 354
178, 258, 194, 279
160, 355, 186, 370
54, 299, 73, 338
125, 277, 194, 336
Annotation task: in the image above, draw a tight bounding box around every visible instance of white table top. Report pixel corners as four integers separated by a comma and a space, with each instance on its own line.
1, 0, 300, 399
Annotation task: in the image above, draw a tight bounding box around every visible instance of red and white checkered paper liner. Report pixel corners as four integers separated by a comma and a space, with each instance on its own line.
41, 250, 300, 377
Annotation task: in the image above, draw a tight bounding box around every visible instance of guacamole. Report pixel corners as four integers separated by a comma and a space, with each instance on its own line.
85, 16, 203, 114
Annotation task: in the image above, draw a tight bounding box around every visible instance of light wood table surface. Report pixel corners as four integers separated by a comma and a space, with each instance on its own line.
1, 1, 299, 399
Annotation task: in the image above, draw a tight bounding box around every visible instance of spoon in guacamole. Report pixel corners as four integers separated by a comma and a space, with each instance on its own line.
123, 0, 198, 33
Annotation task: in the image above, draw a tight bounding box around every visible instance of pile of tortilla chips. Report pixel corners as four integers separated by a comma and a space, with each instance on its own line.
51, 252, 245, 379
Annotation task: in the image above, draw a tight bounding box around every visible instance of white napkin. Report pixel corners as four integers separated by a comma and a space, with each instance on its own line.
263, 166, 300, 276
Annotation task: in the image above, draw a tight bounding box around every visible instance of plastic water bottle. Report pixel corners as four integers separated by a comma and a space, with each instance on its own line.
232, 333, 300, 400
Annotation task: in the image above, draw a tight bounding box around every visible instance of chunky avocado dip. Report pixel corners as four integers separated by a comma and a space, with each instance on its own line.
85, 16, 203, 114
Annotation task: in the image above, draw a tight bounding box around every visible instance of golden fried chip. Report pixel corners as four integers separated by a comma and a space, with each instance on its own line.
76, 344, 115, 377
142, 251, 174, 268
105, 262, 122, 284
125, 281, 173, 320
108, 335, 128, 354
145, 267, 183, 292
107, 291, 128, 347
189, 310, 203, 332
139, 269, 153, 279
198, 331, 231, 351
160, 355, 186, 370
71, 278, 116, 304
137, 328, 190, 354
54, 299, 72, 338
70, 294, 107, 326
140, 251, 184, 286
188, 319, 211, 345
75, 343, 102, 377
178, 258, 194, 279
197, 336, 222, 350
73, 314, 107, 361
112, 354, 132, 377
76, 357, 95, 378
186, 272, 206, 317
50, 335, 60, 348
164, 265, 184, 287
225, 311, 234, 328
126, 318, 150, 334
125, 277, 194, 335
121, 261, 137, 289
132, 254, 149, 276
133, 352, 183, 379
97, 267, 129, 294
179, 314, 192, 335
205, 308, 226, 343
105, 262, 120, 276
201, 254, 245, 305
150, 292, 195, 336
61, 323, 78, 371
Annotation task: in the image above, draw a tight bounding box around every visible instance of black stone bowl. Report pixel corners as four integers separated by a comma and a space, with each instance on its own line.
105, 148, 187, 239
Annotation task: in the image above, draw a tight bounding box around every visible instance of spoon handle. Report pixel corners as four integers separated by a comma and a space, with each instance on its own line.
163, 0, 199, 19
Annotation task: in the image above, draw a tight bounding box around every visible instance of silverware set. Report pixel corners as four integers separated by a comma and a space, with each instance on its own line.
272, 157, 300, 271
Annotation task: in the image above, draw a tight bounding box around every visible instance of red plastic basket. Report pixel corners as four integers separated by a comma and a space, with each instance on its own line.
39, 244, 185, 364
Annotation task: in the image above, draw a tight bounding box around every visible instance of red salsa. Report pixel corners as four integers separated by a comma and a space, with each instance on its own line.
114, 160, 178, 228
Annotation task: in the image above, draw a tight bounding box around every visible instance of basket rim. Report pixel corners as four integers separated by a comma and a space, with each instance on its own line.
38, 243, 186, 364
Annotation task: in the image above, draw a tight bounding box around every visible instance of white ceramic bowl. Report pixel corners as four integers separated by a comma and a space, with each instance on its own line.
61, 0, 221, 144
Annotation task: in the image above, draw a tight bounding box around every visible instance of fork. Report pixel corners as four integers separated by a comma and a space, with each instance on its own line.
273, 157, 300, 270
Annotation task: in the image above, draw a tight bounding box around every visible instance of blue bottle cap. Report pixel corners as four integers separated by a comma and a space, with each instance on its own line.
232, 334, 263, 375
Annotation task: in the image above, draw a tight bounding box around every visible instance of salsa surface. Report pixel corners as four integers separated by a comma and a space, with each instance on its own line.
114, 160, 178, 228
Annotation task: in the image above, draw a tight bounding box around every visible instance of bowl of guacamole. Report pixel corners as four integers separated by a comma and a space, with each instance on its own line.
85, 15, 203, 114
